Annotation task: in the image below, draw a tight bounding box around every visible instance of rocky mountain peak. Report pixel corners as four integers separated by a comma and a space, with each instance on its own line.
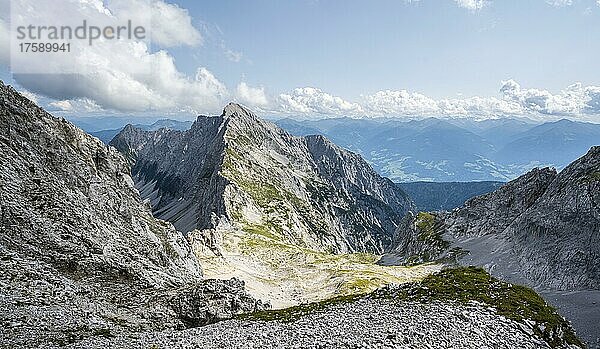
222, 102, 253, 118
111, 104, 413, 254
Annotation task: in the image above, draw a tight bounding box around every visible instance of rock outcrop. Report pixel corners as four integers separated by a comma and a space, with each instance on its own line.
387, 148, 600, 290
111, 103, 413, 254
0, 81, 267, 348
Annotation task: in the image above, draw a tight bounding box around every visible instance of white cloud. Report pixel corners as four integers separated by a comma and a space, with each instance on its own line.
438, 96, 523, 117
274, 81, 600, 121
2, 0, 226, 115
49, 100, 74, 111
49, 98, 102, 112
500, 79, 600, 116
277, 87, 364, 117
364, 90, 439, 116
597, 0, 600, 6
453, 0, 487, 10
236, 82, 268, 107
362, 89, 523, 118
110, 0, 202, 47
546, 0, 573, 7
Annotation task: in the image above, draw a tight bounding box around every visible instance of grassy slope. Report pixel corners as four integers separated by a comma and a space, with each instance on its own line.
196, 224, 440, 308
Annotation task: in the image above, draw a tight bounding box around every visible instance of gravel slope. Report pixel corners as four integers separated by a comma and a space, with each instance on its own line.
67, 299, 550, 349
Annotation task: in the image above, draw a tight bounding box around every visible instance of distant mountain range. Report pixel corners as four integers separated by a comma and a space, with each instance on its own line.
111, 103, 413, 254
275, 117, 600, 182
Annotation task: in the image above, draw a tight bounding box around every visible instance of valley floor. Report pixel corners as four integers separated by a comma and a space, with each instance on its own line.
193, 229, 440, 308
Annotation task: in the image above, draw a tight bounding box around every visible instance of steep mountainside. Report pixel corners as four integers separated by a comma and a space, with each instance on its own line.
387, 149, 600, 290
397, 181, 504, 211
111, 103, 413, 254
0, 82, 265, 348
384, 153, 600, 344
440, 151, 600, 291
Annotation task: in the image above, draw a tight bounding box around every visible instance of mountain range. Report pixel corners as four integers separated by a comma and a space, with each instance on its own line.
0, 81, 593, 348
275, 116, 600, 182
111, 102, 597, 344
110, 103, 413, 254
85, 115, 600, 183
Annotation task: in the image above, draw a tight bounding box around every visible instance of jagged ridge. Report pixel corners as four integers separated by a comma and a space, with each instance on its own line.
111, 103, 413, 254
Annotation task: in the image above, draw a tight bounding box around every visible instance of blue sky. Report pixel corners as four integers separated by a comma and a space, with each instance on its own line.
177, 0, 600, 99
1, 0, 599, 121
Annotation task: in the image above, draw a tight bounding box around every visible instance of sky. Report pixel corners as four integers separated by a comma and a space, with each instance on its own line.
1, 0, 600, 122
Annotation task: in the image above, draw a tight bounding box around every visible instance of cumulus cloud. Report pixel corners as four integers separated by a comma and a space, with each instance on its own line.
2, 0, 226, 114
274, 81, 600, 120
49, 98, 103, 113
274, 87, 521, 119
453, 0, 487, 10
438, 96, 523, 117
236, 82, 269, 107
364, 90, 439, 116
110, 0, 202, 47
500, 79, 600, 115
49, 100, 74, 111
277, 87, 364, 116
362, 90, 522, 118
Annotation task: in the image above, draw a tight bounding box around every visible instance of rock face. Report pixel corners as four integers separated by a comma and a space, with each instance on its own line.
0, 81, 267, 348
444, 167, 558, 238
381, 211, 452, 266
387, 148, 600, 291
111, 103, 413, 254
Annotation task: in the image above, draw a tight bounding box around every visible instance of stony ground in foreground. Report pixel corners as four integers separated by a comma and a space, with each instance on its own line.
64, 299, 551, 349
